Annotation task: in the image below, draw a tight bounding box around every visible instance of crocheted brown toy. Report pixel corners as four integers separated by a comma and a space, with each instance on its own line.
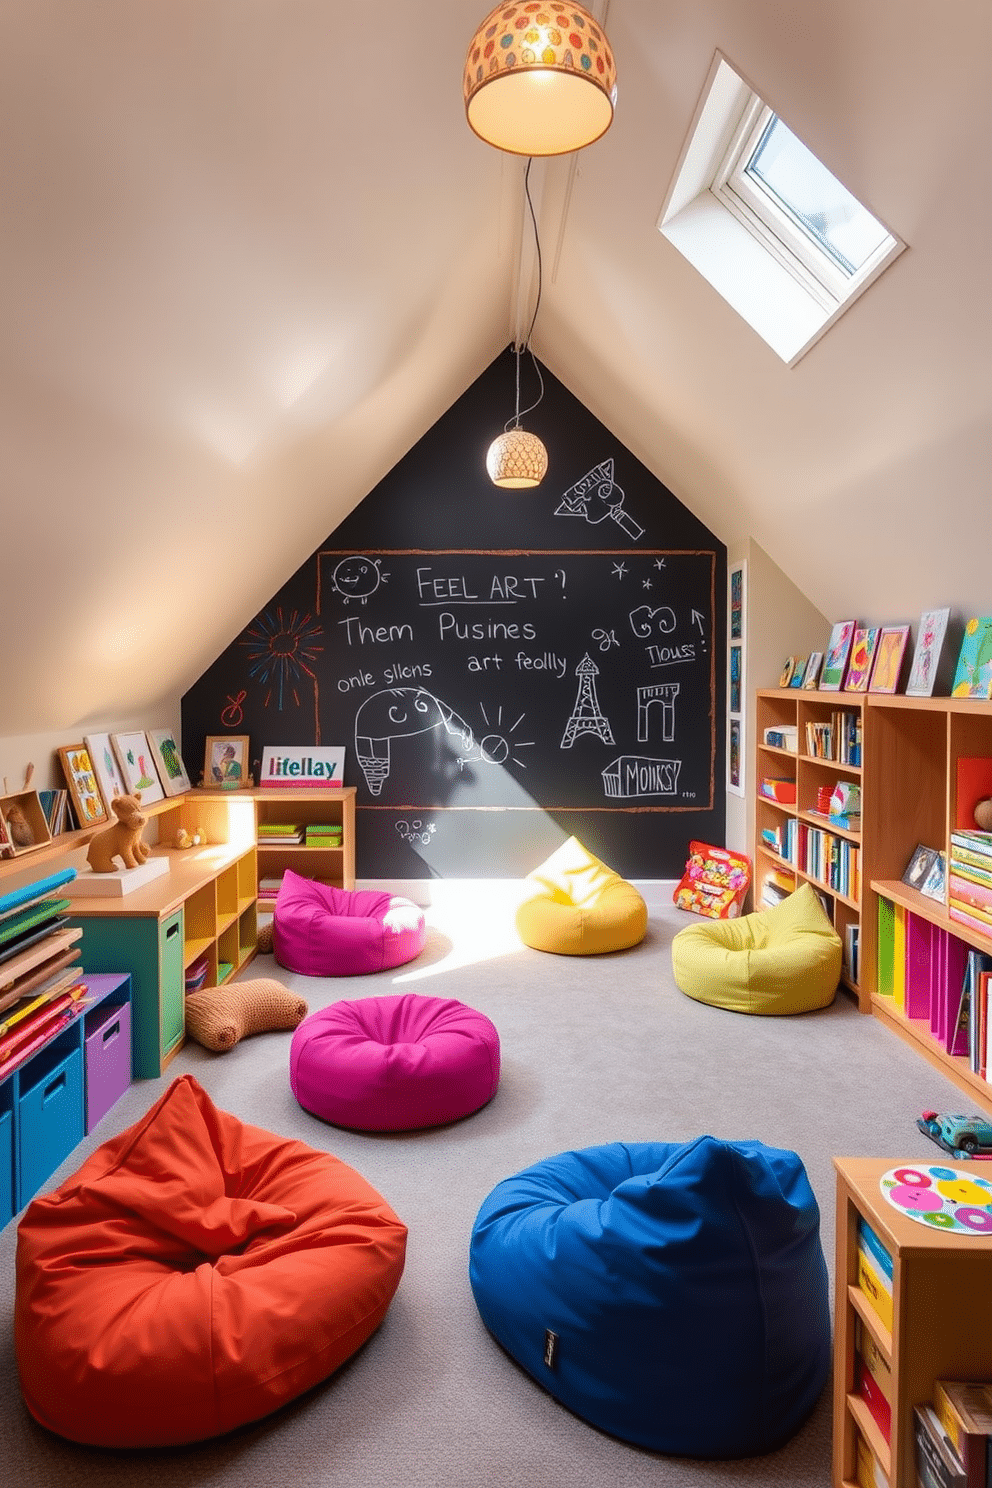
184, 978, 308, 1052
86, 794, 150, 873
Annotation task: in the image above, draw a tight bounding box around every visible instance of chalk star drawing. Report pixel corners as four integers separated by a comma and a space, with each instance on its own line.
612, 561, 628, 580
329, 555, 389, 605
642, 578, 653, 589
242, 608, 323, 711
654, 558, 666, 569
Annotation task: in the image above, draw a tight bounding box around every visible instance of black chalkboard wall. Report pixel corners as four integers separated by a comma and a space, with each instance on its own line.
182, 348, 726, 879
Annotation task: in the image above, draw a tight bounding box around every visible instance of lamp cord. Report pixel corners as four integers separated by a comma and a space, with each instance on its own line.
508, 157, 545, 431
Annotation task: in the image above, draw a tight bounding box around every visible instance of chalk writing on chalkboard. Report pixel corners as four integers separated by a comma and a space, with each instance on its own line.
300, 547, 715, 812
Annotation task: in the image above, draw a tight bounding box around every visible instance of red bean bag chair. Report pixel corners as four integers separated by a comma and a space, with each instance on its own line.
14, 1074, 407, 1447
291, 992, 501, 1131
274, 868, 427, 977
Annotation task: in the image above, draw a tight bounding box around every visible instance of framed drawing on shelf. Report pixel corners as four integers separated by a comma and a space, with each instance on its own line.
205, 734, 250, 789
802, 652, 823, 689
869, 625, 911, 694
843, 628, 880, 692
57, 743, 108, 826
952, 616, 992, 699
84, 731, 129, 813
147, 728, 192, 797
111, 731, 165, 804
905, 607, 952, 697
819, 621, 856, 691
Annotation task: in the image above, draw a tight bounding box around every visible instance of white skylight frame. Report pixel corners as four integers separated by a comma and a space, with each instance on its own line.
658, 54, 906, 365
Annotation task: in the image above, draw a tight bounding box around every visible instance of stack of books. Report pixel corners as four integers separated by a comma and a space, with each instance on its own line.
803, 711, 862, 765
916, 1379, 992, 1488
762, 724, 798, 751
257, 823, 304, 845
759, 776, 796, 803
303, 824, 343, 849
948, 830, 992, 937
854, 1315, 891, 1446
856, 1216, 892, 1332
257, 875, 284, 910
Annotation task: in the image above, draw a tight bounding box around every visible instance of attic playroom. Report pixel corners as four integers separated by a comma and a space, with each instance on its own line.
1, 5, 991, 1488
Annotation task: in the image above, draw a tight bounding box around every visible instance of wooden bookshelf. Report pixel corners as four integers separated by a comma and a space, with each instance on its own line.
756, 689, 992, 1112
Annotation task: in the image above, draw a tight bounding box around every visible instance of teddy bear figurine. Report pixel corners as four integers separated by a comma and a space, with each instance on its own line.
86, 794, 151, 873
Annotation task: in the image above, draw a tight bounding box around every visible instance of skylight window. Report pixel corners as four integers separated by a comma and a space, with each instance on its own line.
658, 55, 906, 364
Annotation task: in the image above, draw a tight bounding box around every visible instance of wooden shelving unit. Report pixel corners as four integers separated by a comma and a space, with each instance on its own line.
833, 1155, 992, 1488
754, 689, 864, 999
251, 786, 357, 899
755, 689, 992, 1112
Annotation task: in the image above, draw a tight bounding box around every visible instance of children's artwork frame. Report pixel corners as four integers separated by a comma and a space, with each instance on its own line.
779, 656, 799, 687
802, 652, 823, 689
147, 728, 192, 797
952, 617, 992, 699
205, 735, 250, 789
84, 731, 129, 814
819, 621, 856, 691
919, 851, 947, 903
869, 624, 911, 694
57, 743, 109, 826
111, 731, 165, 804
901, 843, 938, 892
843, 627, 881, 692
905, 607, 951, 697
789, 655, 807, 688
726, 561, 746, 798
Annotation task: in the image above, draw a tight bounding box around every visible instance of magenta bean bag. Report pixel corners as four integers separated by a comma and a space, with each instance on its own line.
273, 869, 426, 977
290, 992, 501, 1131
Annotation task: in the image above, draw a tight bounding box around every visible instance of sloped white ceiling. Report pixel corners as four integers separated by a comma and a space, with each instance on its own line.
0, 0, 989, 740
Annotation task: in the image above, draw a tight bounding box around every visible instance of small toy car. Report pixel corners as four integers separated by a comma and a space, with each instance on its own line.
918, 1109, 992, 1157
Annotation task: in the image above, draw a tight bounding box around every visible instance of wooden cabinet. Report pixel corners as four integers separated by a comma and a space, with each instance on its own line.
252, 787, 356, 903
754, 689, 864, 997
832, 1155, 992, 1488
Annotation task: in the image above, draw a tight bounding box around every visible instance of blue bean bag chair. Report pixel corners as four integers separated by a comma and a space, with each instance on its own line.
469, 1136, 830, 1457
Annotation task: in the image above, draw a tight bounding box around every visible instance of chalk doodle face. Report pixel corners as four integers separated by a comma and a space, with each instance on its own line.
331, 555, 385, 604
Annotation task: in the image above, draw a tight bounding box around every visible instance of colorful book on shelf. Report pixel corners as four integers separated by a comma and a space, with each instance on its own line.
949, 874, 992, 913
949, 903, 992, 938
857, 1223, 893, 1332
0, 867, 77, 919
855, 1430, 890, 1488
905, 913, 934, 1019
952, 831, 992, 859
762, 725, 798, 750
892, 902, 907, 1010
950, 855, 992, 886
855, 1318, 892, 1405
855, 1352, 891, 1443
915, 1403, 970, 1488
932, 1381, 992, 1488
877, 897, 895, 998
0, 896, 73, 948
759, 777, 796, 803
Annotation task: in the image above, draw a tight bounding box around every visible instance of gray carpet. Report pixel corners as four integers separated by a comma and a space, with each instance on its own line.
0, 883, 969, 1486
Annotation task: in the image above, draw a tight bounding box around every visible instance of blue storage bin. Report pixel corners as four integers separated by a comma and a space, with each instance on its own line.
18, 1043, 84, 1211
0, 1104, 12, 1229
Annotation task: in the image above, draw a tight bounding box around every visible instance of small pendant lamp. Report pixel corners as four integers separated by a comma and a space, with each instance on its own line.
486, 159, 549, 489
464, 2, 617, 158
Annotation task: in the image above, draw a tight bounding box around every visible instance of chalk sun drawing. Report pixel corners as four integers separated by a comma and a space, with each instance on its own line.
477, 703, 535, 770
242, 608, 323, 711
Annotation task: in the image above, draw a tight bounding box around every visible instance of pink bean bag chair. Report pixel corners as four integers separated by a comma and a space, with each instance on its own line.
290, 992, 501, 1131
274, 868, 426, 977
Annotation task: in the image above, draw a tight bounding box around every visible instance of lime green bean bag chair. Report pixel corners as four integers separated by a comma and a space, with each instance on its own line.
516, 836, 647, 956
671, 882, 841, 1014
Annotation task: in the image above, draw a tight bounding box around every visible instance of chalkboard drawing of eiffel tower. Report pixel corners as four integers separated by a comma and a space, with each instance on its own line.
561, 653, 615, 748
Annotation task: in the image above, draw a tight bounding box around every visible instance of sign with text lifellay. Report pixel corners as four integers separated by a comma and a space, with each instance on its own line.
260, 746, 345, 788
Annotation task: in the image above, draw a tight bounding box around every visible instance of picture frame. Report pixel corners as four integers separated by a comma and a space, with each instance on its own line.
729, 561, 746, 641
111, 731, 165, 804
952, 616, 992, 699
729, 643, 742, 715
147, 727, 192, 797
57, 743, 109, 826
84, 731, 130, 814
779, 656, 800, 688
802, 652, 823, 689
205, 734, 250, 789
789, 655, 807, 688
905, 607, 952, 698
901, 843, 938, 892
843, 627, 881, 692
869, 624, 911, 694
728, 717, 743, 795
819, 621, 856, 691
727, 561, 746, 799
919, 850, 947, 903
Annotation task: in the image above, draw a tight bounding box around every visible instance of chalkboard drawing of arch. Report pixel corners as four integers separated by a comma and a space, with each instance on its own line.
561, 654, 615, 749
637, 682, 680, 743
603, 756, 683, 798
354, 687, 476, 796
554, 458, 645, 542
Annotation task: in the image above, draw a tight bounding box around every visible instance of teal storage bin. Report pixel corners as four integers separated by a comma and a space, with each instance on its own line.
17, 1042, 84, 1210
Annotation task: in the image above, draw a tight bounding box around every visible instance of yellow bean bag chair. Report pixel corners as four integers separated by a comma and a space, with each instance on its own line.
671, 882, 841, 1015
515, 836, 647, 955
